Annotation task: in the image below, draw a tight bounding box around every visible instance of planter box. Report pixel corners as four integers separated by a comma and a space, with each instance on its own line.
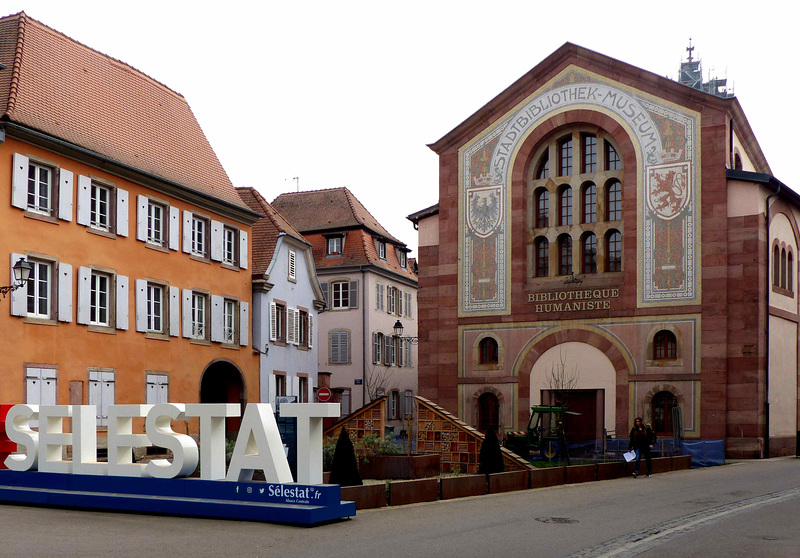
672, 455, 692, 470
340, 484, 386, 510
530, 466, 565, 489
651, 457, 672, 474
487, 470, 529, 494
440, 475, 487, 500
565, 463, 597, 484
597, 461, 626, 481
359, 454, 441, 480
389, 478, 439, 506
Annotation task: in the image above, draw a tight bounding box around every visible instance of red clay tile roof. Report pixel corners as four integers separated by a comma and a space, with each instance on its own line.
237, 187, 309, 277
0, 12, 247, 209
272, 187, 405, 246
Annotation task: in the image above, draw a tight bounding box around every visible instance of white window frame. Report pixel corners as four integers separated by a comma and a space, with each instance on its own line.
191, 292, 208, 340
223, 298, 237, 344
90, 182, 111, 232
378, 241, 386, 260
90, 271, 111, 326
327, 236, 343, 255
373, 332, 383, 364
399, 251, 407, 268
147, 283, 164, 333
27, 161, 54, 216
222, 226, 237, 266
192, 216, 207, 257
147, 200, 165, 246
26, 259, 52, 319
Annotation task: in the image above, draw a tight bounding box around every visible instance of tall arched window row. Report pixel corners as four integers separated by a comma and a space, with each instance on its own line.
535, 237, 549, 277
559, 186, 573, 226
606, 179, 622, 221
773, 244, 781, 287
606, 230, 622, 272
582, 182, 597, 224
559, 234, 573, 276
535, 188, 549, 228
582, 233, 597, 274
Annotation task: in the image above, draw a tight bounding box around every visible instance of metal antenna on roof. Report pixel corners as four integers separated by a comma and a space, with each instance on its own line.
293, 177, 299, 192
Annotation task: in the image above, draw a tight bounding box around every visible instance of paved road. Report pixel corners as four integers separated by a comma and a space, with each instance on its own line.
1, 458, 799, 557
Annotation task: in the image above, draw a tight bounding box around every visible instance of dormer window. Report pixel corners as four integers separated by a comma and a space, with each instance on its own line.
399, 251, 407, 268
327, 236, 343, 256
378, 241, 386, 260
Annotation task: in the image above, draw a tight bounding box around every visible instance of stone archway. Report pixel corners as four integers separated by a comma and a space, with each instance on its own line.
515, 327, 632, 435
200, 359, 247, 434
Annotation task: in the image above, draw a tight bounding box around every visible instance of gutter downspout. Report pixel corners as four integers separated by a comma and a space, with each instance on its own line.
764, 182, 781, 458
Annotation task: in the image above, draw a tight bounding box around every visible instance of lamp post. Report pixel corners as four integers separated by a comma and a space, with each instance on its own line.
392, 320, 418, 345
0, 258, 34, 299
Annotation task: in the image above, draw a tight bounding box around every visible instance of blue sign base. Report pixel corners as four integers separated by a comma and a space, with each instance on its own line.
0, 470, 356, 525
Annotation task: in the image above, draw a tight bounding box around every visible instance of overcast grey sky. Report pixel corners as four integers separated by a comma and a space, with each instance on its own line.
7, 1, 798, 255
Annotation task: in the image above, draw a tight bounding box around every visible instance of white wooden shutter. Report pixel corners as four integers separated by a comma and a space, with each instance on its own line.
169, 206, 180, 251
76, 175, 91, 225
59, 169, 74, 221
76, 266, 91, 324
211, 294, 223, 342
136, 195, 148, 241
405, 339, 413, 367
181, 289, 192, 338
239, 230, 248, 270
269, 301, 277, 342
146, 374, 169, 405
182, 211, 192, 253
398, 289, 403, 316
307, 314, 313, 349
373, 332, 380, 364
342, 332, 350, 363
210, 220, 223, 262
57, 262, 73, 323
268, 374, 276, 405
116, 188, 129, 237
349, 280, 358, 309
11, 153, 28, 210
116, 275, 129, 330
288, 250, 296, 280
135, 279, 147, 332
287, 308, 298, 345
292, 376, 300, 399
239, 301, 249, 347
9, 253, 27, 316
169, 286, 180, 337
330, 332, 340, 364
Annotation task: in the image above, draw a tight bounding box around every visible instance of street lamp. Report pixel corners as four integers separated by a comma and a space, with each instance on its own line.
0, 258, 34, 299
393, 320, 419, 344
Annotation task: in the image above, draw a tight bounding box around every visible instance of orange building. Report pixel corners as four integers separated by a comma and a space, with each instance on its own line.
0, 12, 260, 432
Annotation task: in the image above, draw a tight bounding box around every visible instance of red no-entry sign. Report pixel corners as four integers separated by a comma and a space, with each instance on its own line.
317, 387, 332, 402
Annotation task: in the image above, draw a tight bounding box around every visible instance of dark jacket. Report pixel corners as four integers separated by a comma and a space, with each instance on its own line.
628, 425, 656, 450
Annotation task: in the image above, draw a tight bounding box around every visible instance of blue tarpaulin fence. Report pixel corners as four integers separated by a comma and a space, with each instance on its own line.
680, 440, 725, 467
525, 438, 725, 467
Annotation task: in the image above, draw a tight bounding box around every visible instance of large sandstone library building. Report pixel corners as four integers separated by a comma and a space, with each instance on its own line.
412, 43, 798, 458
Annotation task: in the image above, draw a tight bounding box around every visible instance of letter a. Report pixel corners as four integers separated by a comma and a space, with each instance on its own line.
226, 404, 293, 483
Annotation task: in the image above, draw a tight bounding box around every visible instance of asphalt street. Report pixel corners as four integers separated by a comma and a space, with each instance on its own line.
1, 457, 799, 557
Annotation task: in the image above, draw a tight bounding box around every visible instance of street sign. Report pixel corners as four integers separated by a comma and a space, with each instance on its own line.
317, 387, 332, 402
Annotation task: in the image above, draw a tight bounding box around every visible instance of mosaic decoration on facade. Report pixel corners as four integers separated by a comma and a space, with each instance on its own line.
415, 397, 532, 474
459, 69, 699, 314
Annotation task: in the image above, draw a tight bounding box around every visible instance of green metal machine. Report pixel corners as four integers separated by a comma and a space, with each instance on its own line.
504, 405, 580, 462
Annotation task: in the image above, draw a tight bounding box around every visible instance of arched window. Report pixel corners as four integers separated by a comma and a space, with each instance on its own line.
781, 248, 787, 289
605, 140, 621, 170
582, 233, 597, 274
535, 237, 549, 277
559, 187, 573, 226
606, 179, 622, 221
478, 392, 500, 433
606, 230, 622, 272
773, 245, 781, 287
479, 337, 499, 364
536, 151, 549, 179
558, 137, 573, 176
535, 188, 549, 228
654, 330, 677, 360
651, 391, 678, 436
582, 134, 597, 173
559, 235, 573, 276
582, 182, 597, 223
789, 252, 794, 292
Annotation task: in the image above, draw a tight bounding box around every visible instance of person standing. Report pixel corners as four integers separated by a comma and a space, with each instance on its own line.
628, 417, 656, 478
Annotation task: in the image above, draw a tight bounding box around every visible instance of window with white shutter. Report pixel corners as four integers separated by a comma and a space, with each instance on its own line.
288, 250, 296, 281
146, 373, 169, 405
330, 330, 350, 364
89, 369, 115, 427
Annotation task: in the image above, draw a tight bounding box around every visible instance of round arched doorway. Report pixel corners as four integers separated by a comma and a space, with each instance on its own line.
477, 392, 500, 433
200, 359, 246, 434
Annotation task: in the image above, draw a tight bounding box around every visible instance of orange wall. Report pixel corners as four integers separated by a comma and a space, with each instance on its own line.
1, 138, 259, 419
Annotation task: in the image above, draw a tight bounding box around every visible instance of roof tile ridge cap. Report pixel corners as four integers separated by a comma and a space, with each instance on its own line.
27, 13, 186, 100
250, 187, 307, 241
343, 187, 402, 244
4, 12, 26, 119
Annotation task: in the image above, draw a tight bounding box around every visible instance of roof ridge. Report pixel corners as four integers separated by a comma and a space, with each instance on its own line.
10, 11, 185, 100
3, 11, 26, 119
237, 186, 307, 242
